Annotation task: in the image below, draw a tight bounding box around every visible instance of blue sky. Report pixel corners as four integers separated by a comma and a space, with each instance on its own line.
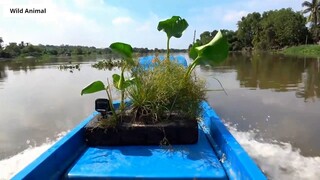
0, 0, 303, 49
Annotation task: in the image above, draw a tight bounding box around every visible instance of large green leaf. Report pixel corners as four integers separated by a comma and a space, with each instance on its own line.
195, 31, 229, 66
110, 42, 133, 59
122, 78, 136, 89
112, 74, 121, 90
113, 74, 135, 90
188, 42, 200, 60
81, 81, 105, 95
157, 16, 189, 39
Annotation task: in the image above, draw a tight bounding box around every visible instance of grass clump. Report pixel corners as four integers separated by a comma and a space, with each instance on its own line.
81, 16, 228, 128
127, 59, 206, 123
281, 45, 320, 58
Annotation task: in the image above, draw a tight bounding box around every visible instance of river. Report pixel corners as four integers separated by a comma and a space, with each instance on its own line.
0, 53, 319, 179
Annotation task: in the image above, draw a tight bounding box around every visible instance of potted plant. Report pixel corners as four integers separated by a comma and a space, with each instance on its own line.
81, 16, 229, 146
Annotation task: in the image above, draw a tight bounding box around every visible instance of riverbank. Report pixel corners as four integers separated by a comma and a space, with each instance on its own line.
1, 54, 320, 179
281, 45, 320, 58
0, 54, 108, 62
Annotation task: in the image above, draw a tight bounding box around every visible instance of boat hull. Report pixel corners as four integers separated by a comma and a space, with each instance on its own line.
12, 56, 266, 179
12, 101, 266, 180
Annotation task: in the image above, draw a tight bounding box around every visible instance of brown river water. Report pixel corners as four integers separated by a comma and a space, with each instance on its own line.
0, 53, 319, 179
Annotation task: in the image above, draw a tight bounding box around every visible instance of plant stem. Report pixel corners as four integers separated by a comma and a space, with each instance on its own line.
120, 90, 125, 111
185, 57, 199, 79
106, 79, 117, 118
119, 68, 125, 111
166, 36, 170, 60
166, 95, 178, 121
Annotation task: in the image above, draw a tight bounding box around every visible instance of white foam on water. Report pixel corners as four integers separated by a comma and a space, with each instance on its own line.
0, 132, 67, 180
225, 123, 320, 180
1, 127, 320, 180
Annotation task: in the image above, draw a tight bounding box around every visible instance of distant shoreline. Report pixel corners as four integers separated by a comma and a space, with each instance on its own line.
280, 45, 320, 58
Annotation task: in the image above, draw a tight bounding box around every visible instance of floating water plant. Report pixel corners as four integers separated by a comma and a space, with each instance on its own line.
157, 16, 188, 60
187, 31, 229, 78
81, 42, 135, 113
91, 59, 122, 70
81, 15, 229, 146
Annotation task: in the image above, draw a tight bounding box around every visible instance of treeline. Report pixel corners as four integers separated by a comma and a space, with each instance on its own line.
1, 7, 313, 57
0, 38, 186, 59
193, 8, 311, 51
0, 41, 106, 58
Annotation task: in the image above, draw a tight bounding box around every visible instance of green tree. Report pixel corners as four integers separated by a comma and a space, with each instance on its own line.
255, 8, 308, 49
0, 37, 3, 50
190, 29, 241, 51
221, 29, 241, 51
237, 12, 262, 48
199, 31, 212, 45
73, 47, 84, 55
4, 42, 21, 57
302, 0, 320, 26
21, 44, 43, 57
302, 0, 320, 41
301, 0, 320, 42
19, 41, 25, 48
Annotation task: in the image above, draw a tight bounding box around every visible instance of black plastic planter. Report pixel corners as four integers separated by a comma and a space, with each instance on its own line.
85, 116, 198, 146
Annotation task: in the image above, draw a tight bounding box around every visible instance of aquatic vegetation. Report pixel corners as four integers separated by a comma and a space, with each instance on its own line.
58, 62, 80, 73
91, 59, 122, 70
157, 16, 188, 60
81, 15, 229, 125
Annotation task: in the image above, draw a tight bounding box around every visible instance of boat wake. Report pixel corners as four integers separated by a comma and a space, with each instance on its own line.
225, 123, 320, 180
1, 126, 320, 180
0, 132, 67, 180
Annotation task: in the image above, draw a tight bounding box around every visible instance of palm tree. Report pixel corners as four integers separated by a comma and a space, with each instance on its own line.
303, 0, 320, 42
302, 0, 320, 26
0, 37, 3, 49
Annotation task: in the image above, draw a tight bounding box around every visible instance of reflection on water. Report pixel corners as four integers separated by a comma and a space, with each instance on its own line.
0, 64, 7, 85
0, 57, 119, 159
196, 52, 320, 157
297, 59, 320, 101
0, 53, 319, 163
202, 52, 320, 101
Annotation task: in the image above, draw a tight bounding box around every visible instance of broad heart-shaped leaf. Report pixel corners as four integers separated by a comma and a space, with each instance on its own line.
113, 74, 135, 90
112, 74, 121, 90
157, 16, 189, 39
81, 81, 105, 95
122, 78, 136, 89
188, 42, 200, 60
195, 31, 229, 66
110, 42, 133, 59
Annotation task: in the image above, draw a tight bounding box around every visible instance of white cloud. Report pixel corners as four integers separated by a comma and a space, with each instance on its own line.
223, 11, 248, 22
0, 0, 305, 49
188, 0, 302, 31
0, 0, 121, 47
112, 17, 134, 26
72, 0, 91, 8
245, 0, 301, 12
135, 13, 159, 32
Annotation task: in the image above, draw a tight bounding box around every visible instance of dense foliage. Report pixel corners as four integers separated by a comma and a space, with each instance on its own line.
1, 6, 316, 58
0, 41, 110, 58
193, 8, 312, 51
254, 8, 308, 49
81, 16, 229, 126
128, 61, 206, 122
0, 40, 185, 59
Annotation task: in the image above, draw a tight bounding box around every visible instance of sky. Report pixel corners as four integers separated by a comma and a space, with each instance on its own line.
0, 0, 303, 49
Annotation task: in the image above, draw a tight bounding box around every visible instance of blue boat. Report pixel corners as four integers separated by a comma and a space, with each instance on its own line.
12, 56, 266, 180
